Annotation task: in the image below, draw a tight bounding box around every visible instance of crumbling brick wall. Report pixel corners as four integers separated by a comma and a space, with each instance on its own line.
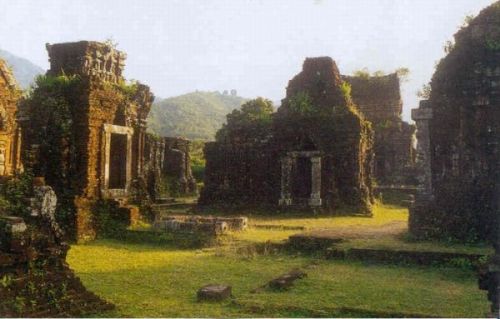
200, 140, 280, 206
143, 134, 197, 200
343, 74, 416, 185
0, 59, 22, 176
20, 41, 154, 242
200, 57, 374, 214
410, 2, 500, 242
0, 183, 113, 317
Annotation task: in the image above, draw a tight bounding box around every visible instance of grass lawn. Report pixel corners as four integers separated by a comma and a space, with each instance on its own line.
68, 240, 489, 317
223, 203, 492, 256
67, 200, 491, 317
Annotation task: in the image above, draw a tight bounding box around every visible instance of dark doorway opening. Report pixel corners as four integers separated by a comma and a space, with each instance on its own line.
109, 133, 127, 189
292, 156, 312, 198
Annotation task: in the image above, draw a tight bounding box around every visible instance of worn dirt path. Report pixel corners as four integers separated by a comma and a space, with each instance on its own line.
295, 221, 407, 240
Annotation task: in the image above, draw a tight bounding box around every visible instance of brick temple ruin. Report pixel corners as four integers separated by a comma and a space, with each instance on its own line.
0, 41, 201, 316
407, 4, 500, 311
19, 41, 154, 241
0, 59, 22, 176
409, 2, 500, 244
343, 73, 415, 185
0, 180, 114, 316
143, 134, 197, 201
18, 41, 196, 242
200, 57, 374, 214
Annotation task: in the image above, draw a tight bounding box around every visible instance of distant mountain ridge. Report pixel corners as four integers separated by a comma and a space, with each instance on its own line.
147, 91, 248, 141
0, 49, 44, 89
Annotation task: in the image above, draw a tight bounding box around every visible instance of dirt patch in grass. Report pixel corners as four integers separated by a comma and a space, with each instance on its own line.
296, 220, 406, 240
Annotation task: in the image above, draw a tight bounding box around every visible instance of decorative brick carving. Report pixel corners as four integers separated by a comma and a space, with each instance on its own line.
0, 59, 22, 176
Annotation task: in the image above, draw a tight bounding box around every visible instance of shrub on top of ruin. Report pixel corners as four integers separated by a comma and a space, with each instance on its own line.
31, 74, 81, 94
460, 14, 475, 29
353, 68, 371, 79
288, 91, 315, 115
417, 84, 431, 99
395, 67, 410, 82
114, 79, 139, 97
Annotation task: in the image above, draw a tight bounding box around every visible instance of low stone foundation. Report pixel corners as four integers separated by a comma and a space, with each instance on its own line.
154, 215, 248, 234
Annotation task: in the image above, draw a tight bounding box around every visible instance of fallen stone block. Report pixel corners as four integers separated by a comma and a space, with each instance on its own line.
0, 216, 27, 253
269, 269, 307, 290
252, 269, 307, 293
197, 284, 232, 301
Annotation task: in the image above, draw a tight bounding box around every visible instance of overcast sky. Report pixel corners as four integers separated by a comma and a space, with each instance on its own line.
0, 0, 496, 120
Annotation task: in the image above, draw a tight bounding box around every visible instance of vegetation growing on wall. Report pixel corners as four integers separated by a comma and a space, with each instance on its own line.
0, 172, 33, 218
413, 2, 500, 243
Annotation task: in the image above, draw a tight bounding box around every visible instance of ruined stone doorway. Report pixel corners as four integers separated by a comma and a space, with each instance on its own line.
109, 133, 127, 189
102, 124, 133, 198
279, 151, 322, 207
292, 156, 312, 199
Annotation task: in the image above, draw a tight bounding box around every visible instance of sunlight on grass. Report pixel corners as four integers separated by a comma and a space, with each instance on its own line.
337, 237, 494, 255
67, 240, 489, 317
248, 202, 407, 229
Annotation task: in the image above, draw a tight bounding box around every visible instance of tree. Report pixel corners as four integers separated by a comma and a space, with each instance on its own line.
226, 97, 273, 124
216, 97, 274, 142
395, 67, 410, 82
417, 84, 431, 99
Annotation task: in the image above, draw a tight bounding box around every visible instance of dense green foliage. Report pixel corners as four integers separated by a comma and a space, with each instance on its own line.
147, 91, 248, 140
215, 97, 274, 142
21, 74, 84, 236
0, 173, 34, 218
0, 49, 43, 89
189, 140, 206, 182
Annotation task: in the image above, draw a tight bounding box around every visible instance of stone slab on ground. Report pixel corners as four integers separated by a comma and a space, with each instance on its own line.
269, 269, 307, 290
197, 284, 232, 302
251, 269, 307, 293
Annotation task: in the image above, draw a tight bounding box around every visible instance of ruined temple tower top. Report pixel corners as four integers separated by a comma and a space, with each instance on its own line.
283, 57, 349, 113
46, 41, 126, 83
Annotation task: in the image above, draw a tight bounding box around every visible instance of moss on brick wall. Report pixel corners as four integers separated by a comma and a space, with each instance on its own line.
200, 58, 374, 214
415, 1, 500, 242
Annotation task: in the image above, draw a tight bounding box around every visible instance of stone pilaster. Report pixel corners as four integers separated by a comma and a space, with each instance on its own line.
279, 156, 292, 206
308, 156, 322, 207
409, 100, 434, 237
411, 100, 433, 199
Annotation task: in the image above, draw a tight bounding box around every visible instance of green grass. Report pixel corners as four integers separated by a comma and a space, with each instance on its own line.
247, 202, 408, 229
68, 200, 492, 317
67, 240, 489, 317
336, 236, 494, 255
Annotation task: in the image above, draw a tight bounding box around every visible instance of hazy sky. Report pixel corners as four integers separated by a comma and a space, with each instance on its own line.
0, 0, 496, 120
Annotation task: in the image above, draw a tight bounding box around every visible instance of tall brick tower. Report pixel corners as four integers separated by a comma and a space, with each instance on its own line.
21, 41, 154, 241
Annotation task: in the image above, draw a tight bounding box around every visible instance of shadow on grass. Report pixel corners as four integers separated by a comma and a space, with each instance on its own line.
70, 245, 485, 318
193, 203, 378, 221
77, 231, 219, 252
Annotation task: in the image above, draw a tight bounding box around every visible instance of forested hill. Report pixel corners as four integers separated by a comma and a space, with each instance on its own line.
147, 91, 248, 141
0, 49, 44, 89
